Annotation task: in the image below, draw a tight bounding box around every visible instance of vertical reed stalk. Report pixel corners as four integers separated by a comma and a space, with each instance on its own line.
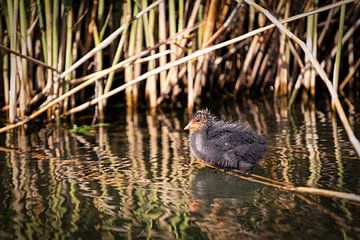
167, 0, 179, 98
92, 0, 105, 120
133, 7, 143, 107
187, 49, 194, 111
275, 2, 289, 97
158, 0, 167, 93
63, 7, 73, 113
7, 0, 18, 123
36, 0, 47, 63
44, 0, 53, 96
197, 4, 204, 48
52, 0, 59, 97
2, 34, 9, 106
249, 5, 255, 31
178, 0, 184, 32
331, 5, 346, 110
143, 0, 157, 108
310, 0, 318, 96
104, 1, 129, 103
303, 12, 313, 92
194, 0, 218, 97
124, 1, 136, 106
19, 0, 28, 116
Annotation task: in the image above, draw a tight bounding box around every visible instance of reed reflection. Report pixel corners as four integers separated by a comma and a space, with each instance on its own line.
0, 98, 359, 239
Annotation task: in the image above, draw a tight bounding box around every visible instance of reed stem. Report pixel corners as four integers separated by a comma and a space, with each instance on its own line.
331, 5, 346, 110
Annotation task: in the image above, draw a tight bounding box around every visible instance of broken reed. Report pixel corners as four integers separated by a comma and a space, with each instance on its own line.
0, 0, 359, 124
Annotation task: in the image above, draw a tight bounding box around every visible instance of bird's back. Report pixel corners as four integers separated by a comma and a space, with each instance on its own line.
206, 121, 266, 167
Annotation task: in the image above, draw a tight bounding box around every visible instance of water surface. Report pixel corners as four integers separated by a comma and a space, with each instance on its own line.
1, 97, 360, 239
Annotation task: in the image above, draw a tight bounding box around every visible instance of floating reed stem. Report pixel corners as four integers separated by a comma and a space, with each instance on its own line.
195, 160, 360, 204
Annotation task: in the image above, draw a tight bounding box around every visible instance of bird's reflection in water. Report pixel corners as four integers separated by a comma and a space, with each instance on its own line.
189, 167, 262, 239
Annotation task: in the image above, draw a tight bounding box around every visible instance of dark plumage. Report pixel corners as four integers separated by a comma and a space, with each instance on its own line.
184, 109, 266, 170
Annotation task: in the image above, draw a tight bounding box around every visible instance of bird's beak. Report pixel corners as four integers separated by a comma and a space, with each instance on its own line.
184, 120, 193, 130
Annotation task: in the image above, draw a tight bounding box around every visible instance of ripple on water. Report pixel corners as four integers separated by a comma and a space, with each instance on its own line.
1, 99, 360, 239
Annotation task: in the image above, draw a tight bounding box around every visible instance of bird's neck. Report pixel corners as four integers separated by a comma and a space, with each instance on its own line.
189, 130, 209, 160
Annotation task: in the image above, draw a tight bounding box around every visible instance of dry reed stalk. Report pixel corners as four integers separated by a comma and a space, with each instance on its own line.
178, 0, 184, 32
2, 37, 9, 106
274, 34, 287, 97
167, 0, 179, 100
56, 8, 66, 103
44, 0, 53, 97
89, 1, 104, 120
7, 0, 18, 123
52, 0, 59, 98
143, 0, 157, 108
124, 1, 137, 106
132, 4, 143, 107
235, 35, 260, 92
249, 39, 266, 87
248, 15, 269, 88
157, 0, 201, 105
158, 1, 167, 93
303, 13, 313, 92
204, 1, 242, 47
310, 0, 318, 96
187, 49, 194, 111
242, 0, 360, 156
279, 1, 290, 96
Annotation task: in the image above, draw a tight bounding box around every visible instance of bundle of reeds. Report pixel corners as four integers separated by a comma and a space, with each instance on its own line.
0, 0, 359, 154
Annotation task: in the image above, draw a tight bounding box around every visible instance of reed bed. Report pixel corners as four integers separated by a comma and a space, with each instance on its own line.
0, 0, 359, 152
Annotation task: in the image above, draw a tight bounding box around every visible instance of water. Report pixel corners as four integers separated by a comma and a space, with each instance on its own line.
0, 97, 360, 239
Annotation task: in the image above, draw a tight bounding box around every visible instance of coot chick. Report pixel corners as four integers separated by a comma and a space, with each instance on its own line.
184, 109, 266, 170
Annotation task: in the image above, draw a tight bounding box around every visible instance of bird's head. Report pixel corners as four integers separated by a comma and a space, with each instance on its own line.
184, 109, 214, 132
